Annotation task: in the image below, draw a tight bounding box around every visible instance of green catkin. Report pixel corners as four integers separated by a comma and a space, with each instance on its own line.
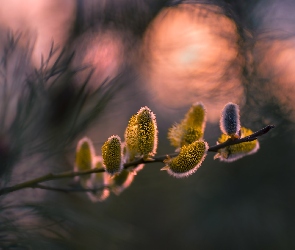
180, 127, 203, 146
75, 137, 95, 171
102, 135, 123, 175
124, 107, 158, 161
184, 102, 206, 130
168, 102, 206, 149
124, 115, 138, 161
137, 107, 158, 158
75, 137, 95, 187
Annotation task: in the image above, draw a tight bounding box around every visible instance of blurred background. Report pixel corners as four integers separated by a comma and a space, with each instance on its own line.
0, 0, 294, 249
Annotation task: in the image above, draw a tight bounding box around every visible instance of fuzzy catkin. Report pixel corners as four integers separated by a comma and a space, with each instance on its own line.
102, 135, 123, 175
220, 102, 240, 137
164, 140, 208, 178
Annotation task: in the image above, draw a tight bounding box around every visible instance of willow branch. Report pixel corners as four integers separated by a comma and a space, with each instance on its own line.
0, 125, 274, 196
0, 168, 105, 196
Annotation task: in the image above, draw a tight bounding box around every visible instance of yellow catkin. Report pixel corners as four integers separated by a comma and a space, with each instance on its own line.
168, 102, 206, 149
124, 115, 138, 161
163, 140, 208, 178
137, 107, 158, 158
75, 137, 95, 171
180, 127, 203, 146
184, 102, 206, 130
102, 135, 123, 175
75, 137, 95, 187
168, 123, 183, 148
124, 107, 158, 161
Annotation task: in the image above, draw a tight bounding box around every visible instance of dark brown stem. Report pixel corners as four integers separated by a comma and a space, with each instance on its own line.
208, 125, 275, 152
0, 168, 105, 196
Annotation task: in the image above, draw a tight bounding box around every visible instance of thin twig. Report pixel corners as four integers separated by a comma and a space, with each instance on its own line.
0, 125, 274, 196
0, 168, 105, 196
208, 125, 275, 152
33, 184, 109, 193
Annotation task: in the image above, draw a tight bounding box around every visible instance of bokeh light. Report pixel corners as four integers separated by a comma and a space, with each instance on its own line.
141, 4, 244, 122
72, 30, 125, 89
0, 0, 75, 67
254, 0, 295, 122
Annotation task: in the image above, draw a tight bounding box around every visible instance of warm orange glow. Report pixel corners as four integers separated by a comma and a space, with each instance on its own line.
73, 30, 124, 89
256, 39, 295, 120
141, 4, 244, 122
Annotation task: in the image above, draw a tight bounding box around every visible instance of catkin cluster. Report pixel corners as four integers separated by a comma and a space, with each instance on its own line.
74, 102, 261, 201
74, 106, 158, 201
214, 103, 260, 162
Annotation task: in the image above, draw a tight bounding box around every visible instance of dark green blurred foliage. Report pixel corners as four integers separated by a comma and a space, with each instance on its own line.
0, 0, 295, 249
0, 30, 119, 249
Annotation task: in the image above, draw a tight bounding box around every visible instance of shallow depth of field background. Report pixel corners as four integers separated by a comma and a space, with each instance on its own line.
0, 0, 294, 249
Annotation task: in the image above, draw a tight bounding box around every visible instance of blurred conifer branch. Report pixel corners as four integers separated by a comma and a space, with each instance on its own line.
0, 31, 119, 182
